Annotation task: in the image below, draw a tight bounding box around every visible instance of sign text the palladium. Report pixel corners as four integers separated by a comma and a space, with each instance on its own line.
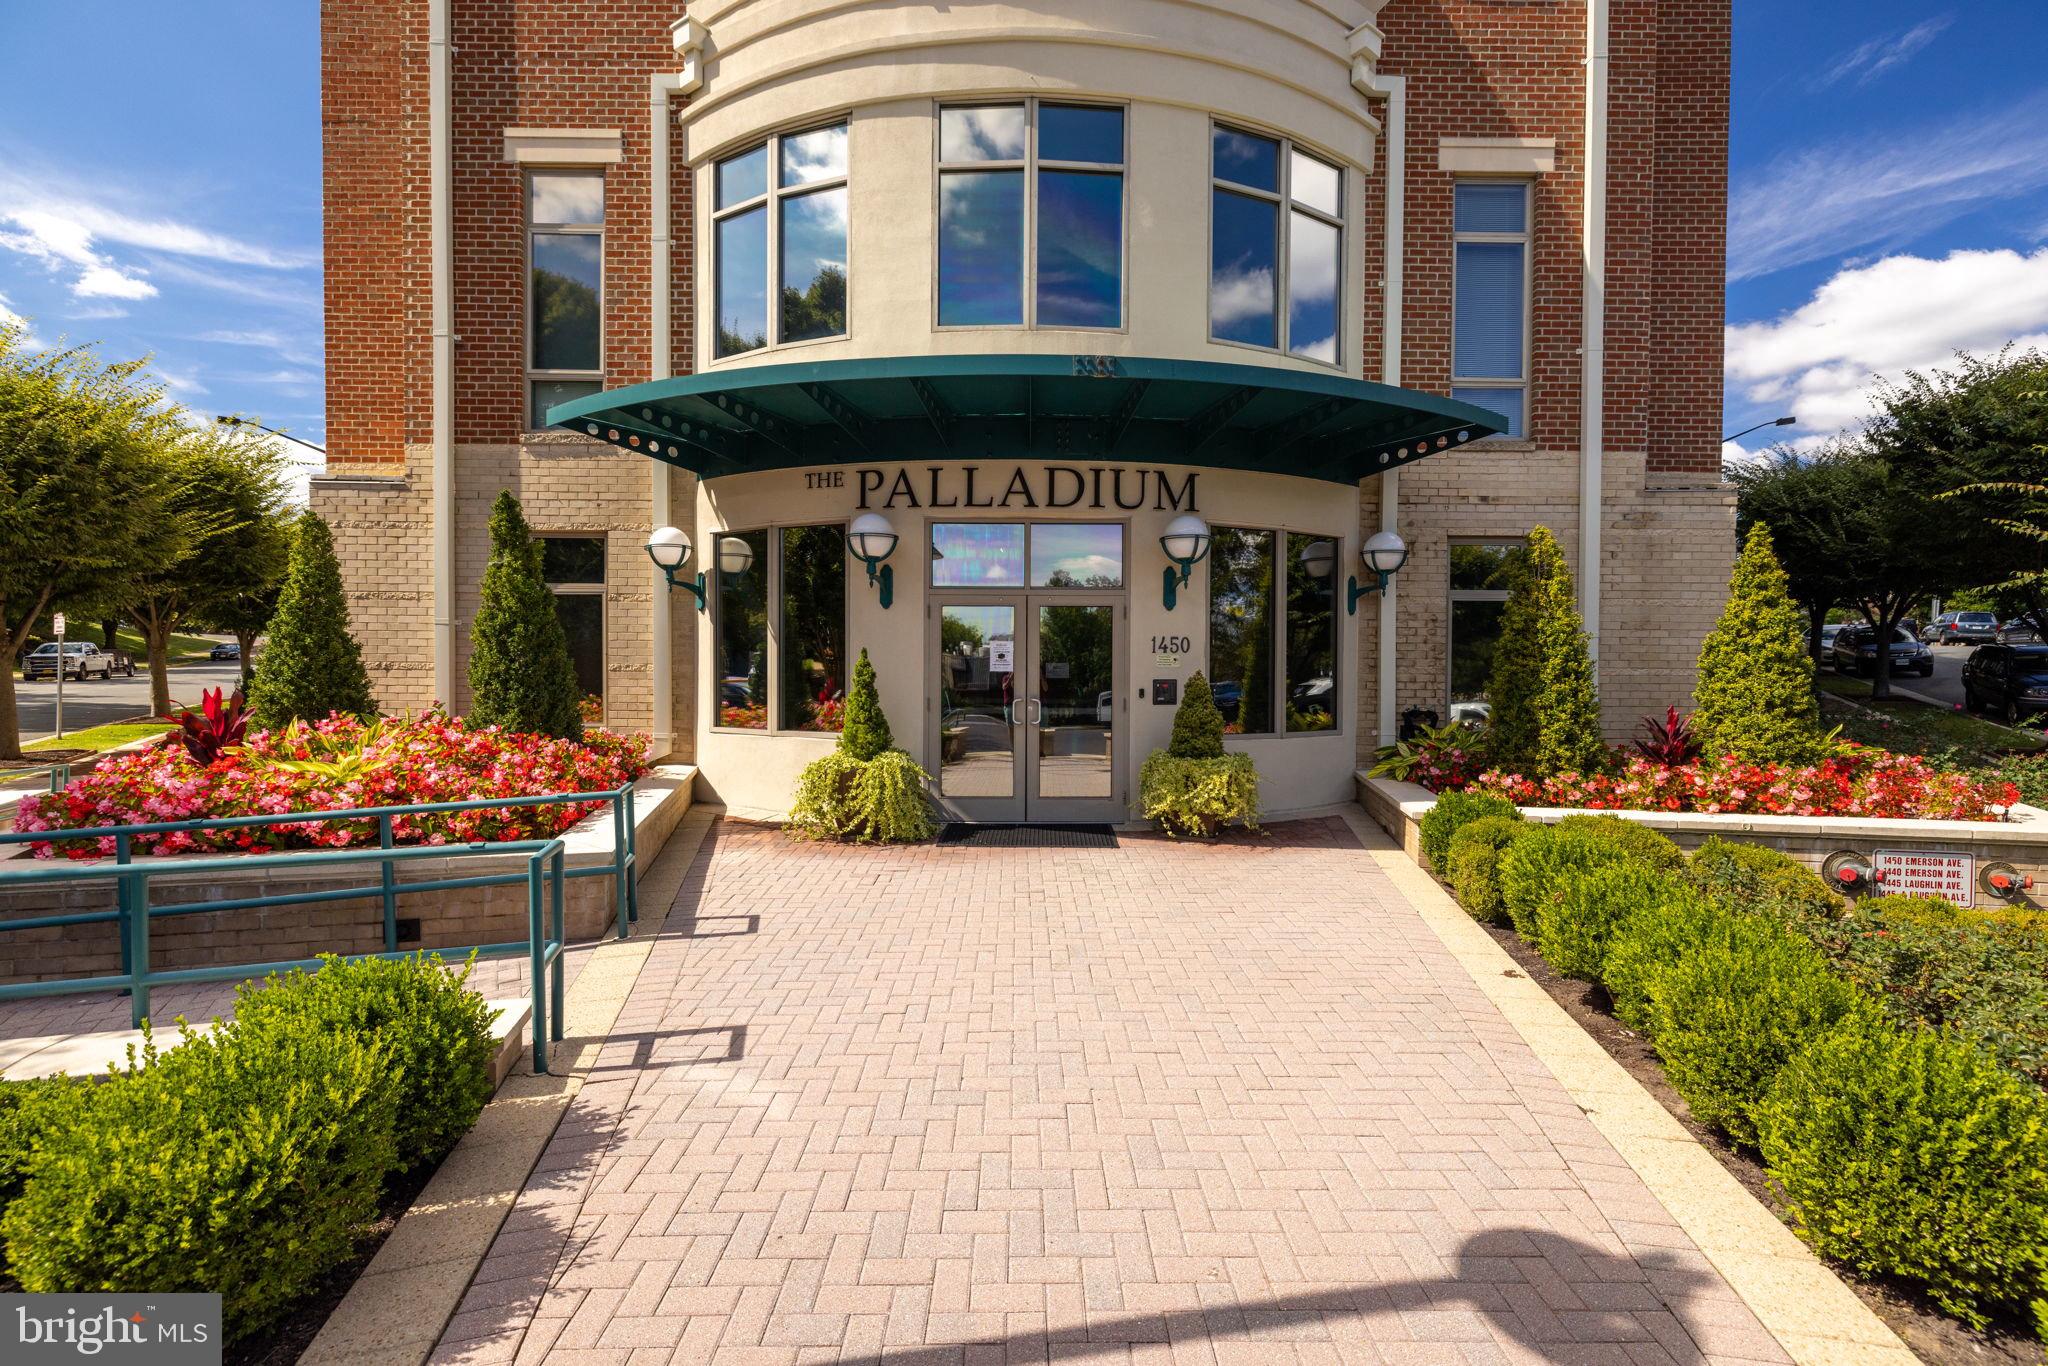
802, 464, 1200, 513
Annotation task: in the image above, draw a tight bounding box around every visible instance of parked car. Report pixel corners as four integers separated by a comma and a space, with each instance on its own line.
106, 650, 136, 677
1209, 679, 1243, 722
1997, 619, 2042, 646
1962, 644, 2048, 725
1829, 625, 1934, 678
1923, 610, 2000, 645
1819, 623, 1846, 651
209, 641, 241, 661
22, 641, 116, 681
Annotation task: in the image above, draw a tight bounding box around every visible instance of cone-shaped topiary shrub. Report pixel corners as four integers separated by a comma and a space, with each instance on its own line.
1168, 671, 1226, 759
247, 510, 377, 728
468, 491, 583, 740
1692, 523, 1829, 766
1527, 527, 1606, 777
838, 648, 894, 761
1484, 548, 1542, 775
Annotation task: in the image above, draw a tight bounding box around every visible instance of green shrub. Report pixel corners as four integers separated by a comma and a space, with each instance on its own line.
790, 749, 937, 842
1855, 893, 1965, 927
1168, 671, 1226, 760
1603, 893, 1733, 1031
1648, 916, 1868, 1146
1484, 548, 1541, 776
1527, 527, 1605, 777
0, 1077, 86, 1247
3, 1021, 399, 1342
1138, 751, 1259, 838
1552, 814, 1684, 871
467, 491, 583, 740
1498, 823, 1646, 937
1445, 817, 1536, 923
1535, 862, 1683, 982
838, 649, 894, 761
1684, 837, 1843, 930
233, 953, 496, 1168
1758, 1016, 2048, 1329
1691, 523, 1830, 766
1419, 791, 1519, 870
247, 510, 378, 728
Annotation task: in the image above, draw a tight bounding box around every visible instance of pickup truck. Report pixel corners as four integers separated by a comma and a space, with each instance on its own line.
21, 642, 126, 682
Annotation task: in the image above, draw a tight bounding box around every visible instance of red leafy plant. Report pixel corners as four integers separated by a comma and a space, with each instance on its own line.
1634, 706, 1701, 766
168, 688, 251, 766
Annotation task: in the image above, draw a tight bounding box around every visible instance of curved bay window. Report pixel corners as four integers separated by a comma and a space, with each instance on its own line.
1210, 125, 1343, 365
714, 122, 849, 358
712, 524, 849, 732
1206, 528, 1340, 736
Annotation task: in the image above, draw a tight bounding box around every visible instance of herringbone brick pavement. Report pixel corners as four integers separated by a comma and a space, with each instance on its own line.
432, 818, 1792, 1365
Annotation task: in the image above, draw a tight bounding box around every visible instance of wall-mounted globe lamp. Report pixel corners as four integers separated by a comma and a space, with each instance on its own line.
643, 526, 706, 610
1347, 530, 1409, 615
1160, 514, 1212, 611
716, 534, 756, 577
847, 512, 899, 609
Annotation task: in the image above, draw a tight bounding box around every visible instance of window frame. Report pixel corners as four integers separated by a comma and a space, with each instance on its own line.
708, 519, 851, 736
537, 533, 608, 712
1446, 537, 1525, 716
1449, 179, 1533, 439
1206, 123, 1347, 369
923, 519, 1129, 592
525, 170, 605, 432
709, 119, 852, 363
932, 97, 1130, 335
1203, 525, 1346, 740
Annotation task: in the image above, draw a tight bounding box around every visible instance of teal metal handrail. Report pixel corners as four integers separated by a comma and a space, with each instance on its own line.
0, 763, 72, 794
0, 838, 570, 1072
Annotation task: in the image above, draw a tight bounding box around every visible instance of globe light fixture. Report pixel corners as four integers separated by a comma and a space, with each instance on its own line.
1347, 529, 1409, 614
716, 535, 756, 576
847, 511, 899, 609
1159, 513, 1211, 611
1299, 538, 1337, 581
643, 526, 706, 610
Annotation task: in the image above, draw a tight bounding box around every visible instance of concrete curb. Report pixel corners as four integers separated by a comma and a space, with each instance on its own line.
1333, 805, 1919, 1366
299, 805, 721, 1366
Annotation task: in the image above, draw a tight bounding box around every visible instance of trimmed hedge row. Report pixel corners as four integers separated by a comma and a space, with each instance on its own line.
1421, 797, 2048, 1335
0, 953, 497, 1342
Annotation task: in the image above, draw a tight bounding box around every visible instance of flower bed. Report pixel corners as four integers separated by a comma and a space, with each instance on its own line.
14, 712, 650, 859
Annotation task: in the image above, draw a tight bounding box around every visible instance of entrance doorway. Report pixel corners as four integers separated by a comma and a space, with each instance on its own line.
930, 595, 1125, 823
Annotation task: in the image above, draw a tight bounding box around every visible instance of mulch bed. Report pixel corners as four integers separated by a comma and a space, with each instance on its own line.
1480, 920, 2045, 1366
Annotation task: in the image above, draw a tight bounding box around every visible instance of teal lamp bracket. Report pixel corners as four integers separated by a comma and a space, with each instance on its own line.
1160, 514, 1212, 612
1347, 530, 1410, 616
848, 512, 899, 611
644, 527, 707, 612
1347, 571, 1392, 616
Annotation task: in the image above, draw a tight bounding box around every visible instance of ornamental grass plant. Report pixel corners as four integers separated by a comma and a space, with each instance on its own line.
1138, 671, 1259, 837
788, 649, 936, 842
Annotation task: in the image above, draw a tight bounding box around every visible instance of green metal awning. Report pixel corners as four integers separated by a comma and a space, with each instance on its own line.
546, 353, 1506, 486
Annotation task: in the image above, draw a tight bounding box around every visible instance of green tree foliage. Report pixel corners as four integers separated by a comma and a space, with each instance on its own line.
1484, 547, 1543, 774
1168, 671, 1226, 759
200, 507, 293, 689
838, 648, 894, 761
780, 266, 847, 344
1417, 790, 1518, 870
0, 322, 175, 759
1924, 350, 2048, 633
467, 491, 582, 740
1526, 528, 1604, 775
1692, 523, 1829, 766
247, 511, 378, 728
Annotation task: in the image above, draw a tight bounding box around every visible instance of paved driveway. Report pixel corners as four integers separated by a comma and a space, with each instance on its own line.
434, 818, 1789, 1365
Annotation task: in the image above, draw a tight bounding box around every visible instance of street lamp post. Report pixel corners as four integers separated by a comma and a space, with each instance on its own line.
215, 415, 328, 454
1720, 415, 1795, 445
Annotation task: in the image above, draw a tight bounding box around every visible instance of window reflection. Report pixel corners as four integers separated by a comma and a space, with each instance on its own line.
780, 187, 847, 342
1029, 524, 1122, 587
1287, 212, 1339, 363
1209, 528, 1275, 735
1210, 190, 1278, 347
1285, 533, 1337, 732
1040, 104, 1123, 164
1213, 127, 1280, 191
1289, 150, 1341, 216
779, 525, 847, 731
716, 530, 770, 728
529, 171, 604, 225
938, 171, 1025, 325
715, 206, 768, 355
1036, 171, 1121, 327
779, 123, 847, 187
531, 234, 601, 370
716, 146, 768, 210
931, 523, 1027, 587
940, 106, 1026, 161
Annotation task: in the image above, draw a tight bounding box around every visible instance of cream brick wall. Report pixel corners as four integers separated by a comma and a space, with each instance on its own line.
311, 439, 700, 759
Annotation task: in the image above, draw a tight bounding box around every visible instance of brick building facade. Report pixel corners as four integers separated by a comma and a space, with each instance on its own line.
315, 0, 1734, 821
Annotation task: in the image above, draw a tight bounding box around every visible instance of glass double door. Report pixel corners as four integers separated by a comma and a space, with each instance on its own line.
931, 595, 1124, 823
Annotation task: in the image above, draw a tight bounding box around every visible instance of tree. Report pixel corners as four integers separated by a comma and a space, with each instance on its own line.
119, 422, 293, 714
467, 491, 582, 740
1732, 449, 1860, 658
200, 505, 293, 689
838, 648, 894, 760
1692, 524, 1829, 765
0, 322, 173, 760
1168, 671, 1226, 759
247, 510, 378, 727
1528, 527, 1606, 775
1484, 548, 1542, 773
1913, 351, 2048, 633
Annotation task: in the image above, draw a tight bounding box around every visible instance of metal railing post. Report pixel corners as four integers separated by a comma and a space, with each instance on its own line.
115, 832, 134, 987
125, 863, 150, 1028
612, 789, 630, 939
379, 815, 398, 951
527, 851, 548, 1075
47, 763, 70, 794
550, 844, 565, 1043
624, 783, 640, 925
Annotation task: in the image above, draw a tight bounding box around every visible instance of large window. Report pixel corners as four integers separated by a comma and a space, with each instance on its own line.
937, 102, 1125, 329
540, 536, 605, 718
713, 122, 849, 358
1451, 182, 1530, 437
1448, 540, 1526, 724
928, 523, 1124, 588
779, 525, 848, 731
714, 530, 770, 728
1205, 528, 1341, 736
527, 171, 604, 429
1210, 126, 1343, 364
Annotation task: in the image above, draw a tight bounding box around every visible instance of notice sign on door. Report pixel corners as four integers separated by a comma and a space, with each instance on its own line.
988, 639, 1014, 673
1873, 849, 1974, 901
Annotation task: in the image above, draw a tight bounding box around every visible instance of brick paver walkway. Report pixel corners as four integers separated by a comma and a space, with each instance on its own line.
433, 818, 1791, 1366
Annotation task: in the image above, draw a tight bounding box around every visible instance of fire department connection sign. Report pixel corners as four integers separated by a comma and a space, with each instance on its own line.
1873, 849, 1974, 901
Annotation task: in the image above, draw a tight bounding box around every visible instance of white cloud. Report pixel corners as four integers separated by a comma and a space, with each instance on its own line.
1726, 246, 2048, 435
1209, 265, 1275, 328
1813, 16, 1952, 89
66, 304, 129, 321
147, 258, 320, 311
1728, 94, 2048, 281
74, 262, 157, 299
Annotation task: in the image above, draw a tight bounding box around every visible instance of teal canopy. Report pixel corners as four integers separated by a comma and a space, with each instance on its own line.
546, 353, 1506, 486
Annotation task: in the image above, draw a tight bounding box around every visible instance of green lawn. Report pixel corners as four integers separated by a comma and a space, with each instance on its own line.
1817, 672, 2042, 765
58, 624, 222, 664
23, 720, 176, 754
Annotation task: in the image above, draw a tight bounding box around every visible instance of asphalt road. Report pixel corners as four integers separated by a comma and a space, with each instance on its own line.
13, 657, 248, 743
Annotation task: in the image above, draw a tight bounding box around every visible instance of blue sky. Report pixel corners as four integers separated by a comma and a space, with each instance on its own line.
1, 1, 2044, 473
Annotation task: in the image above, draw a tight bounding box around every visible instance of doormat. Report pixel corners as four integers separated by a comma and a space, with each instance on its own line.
936, 823, 1118, 849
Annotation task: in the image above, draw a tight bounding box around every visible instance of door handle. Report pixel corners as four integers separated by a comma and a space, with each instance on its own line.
1028, 698, 1043, 727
